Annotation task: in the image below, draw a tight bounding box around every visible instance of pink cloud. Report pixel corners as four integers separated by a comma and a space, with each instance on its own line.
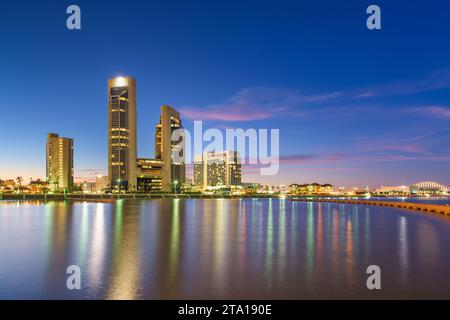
358, 143, 427, 154
179, 68, 450, 122
420, 106, 450, 118
181, 107, 276, 122
355, 68, 450, 98
179, 87, 308, 122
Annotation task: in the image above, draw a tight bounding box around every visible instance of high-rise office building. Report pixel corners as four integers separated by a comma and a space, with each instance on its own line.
46, 133, 74, 192
155, 105, 185, 191
194, 151, 241, 189
108, 76, 137, 192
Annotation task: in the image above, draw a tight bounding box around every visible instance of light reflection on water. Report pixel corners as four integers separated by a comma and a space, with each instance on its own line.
0, 199, 450, 299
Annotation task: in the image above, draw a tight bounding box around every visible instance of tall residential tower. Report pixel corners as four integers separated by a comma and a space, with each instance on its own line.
46, 133, 74, 192
108, 76, 137, 192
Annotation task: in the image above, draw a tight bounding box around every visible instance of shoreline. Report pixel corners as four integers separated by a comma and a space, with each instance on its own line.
0, 193, 277, 201
0, 193, 448, 201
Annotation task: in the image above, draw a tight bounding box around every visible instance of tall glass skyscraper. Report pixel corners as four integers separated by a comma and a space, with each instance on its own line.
108, 76, 137, 192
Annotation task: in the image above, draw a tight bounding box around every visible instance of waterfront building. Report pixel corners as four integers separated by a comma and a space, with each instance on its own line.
288, 183, 300, 194
28, 179, 49, 194
108, 76, 137, 192
181, 182, 194, 193
155, 105, 185, 191
95, 175, 110, 193
193, 155, 204, 187
46, 133, 74, 192
289, 183, 334, 195
375, 185, 410, 195
320, 184, 334, 194
194, 151, 241, 189
0, 179, 16, 193
136, 158, 163, 193
81, 181, 96, 193
242, 182, 261, 194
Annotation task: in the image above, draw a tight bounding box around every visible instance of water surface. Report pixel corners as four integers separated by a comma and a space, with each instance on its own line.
1, 199, 450, 299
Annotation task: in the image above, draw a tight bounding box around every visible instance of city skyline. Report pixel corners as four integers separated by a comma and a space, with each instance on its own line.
1, 1, 450, 304
1, 71, 448, 190
1, 1, 449, 188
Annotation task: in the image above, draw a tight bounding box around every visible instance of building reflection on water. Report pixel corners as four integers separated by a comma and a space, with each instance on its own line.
1, 199, 450, 299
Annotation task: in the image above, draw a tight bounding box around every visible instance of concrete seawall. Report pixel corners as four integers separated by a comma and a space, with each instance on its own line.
291, 198, 450, 216
0, 193, 276, 201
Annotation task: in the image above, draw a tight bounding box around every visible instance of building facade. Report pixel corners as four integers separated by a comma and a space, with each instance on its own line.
193, 155, 204, 187
108, 76, 137, 192
289, 183, 333, 195
155, 105, 185, 192
136, 158, 163, 193
194, 151, 241, 189
95, 175, 109, 193
375, 185, 410, 195
46, 133, 74, 192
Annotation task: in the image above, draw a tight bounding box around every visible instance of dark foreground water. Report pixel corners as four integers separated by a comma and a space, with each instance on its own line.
1, 199, 450, 300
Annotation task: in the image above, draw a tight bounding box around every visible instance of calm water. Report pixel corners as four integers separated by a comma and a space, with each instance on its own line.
367, 197, 450, 205
1, 199, 450, 300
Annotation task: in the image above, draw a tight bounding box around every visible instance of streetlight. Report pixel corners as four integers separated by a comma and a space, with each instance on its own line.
173, 180, 178, 194
117, 179, 121, 194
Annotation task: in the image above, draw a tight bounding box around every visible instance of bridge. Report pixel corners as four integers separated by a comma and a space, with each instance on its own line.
410, 181, 448, 193
291, 198, 450, 216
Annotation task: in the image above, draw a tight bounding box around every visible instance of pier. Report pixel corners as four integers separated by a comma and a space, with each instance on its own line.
291, 198, 450, 215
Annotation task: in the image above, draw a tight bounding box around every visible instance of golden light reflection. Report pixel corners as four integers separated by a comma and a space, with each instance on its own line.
238, 199, 247, 271
212, 199, 227, 296
88, 203, 106, 288
106, 200, 141, 300
305, 202, 315, 290
168, 199, 180, 289
76, 202, 89, 264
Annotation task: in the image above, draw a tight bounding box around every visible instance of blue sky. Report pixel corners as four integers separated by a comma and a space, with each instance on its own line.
1, 0, 449, 187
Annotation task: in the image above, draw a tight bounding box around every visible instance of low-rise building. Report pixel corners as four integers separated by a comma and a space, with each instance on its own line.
375, 185, 410, 195
95, 175, 110, 193
289, 183, 334, 195
243, 182, 261, 194
136, 158, 163, 193
81, 181, 96, 193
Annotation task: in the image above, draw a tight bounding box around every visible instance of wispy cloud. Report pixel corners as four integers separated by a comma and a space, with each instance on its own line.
77, 168, 106, 174
355, 68, 450, 98
75, 168, 107, 181
416, 105, 450, 118
180, 68, 450, 122
357, 142, 428, 154
180, 87, 309, 122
